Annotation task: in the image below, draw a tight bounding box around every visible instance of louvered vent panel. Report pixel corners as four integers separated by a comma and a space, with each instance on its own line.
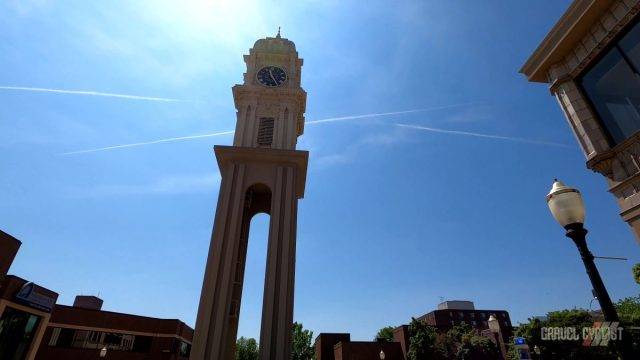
257, 117, 274, 146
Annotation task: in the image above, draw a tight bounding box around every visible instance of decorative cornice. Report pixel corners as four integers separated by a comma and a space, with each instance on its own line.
214, 145, 309, 199
521, 0, 615, 82
587, 130, 640, 179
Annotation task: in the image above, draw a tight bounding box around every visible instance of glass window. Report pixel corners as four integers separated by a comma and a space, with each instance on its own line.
177, 340, 191, 357
580, 20, 640, 145
0, 307, 42, 360
84, 331, 103, 349
71, 330, 90, 348
132, 335, 152, 352
580, 47, 640, 144
620, 20, 640, 71
56, 328, 74, 347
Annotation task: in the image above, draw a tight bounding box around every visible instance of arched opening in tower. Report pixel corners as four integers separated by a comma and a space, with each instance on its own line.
232, 184, 272, 346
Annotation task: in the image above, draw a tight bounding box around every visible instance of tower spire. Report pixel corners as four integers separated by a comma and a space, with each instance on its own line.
276, 26, 281, 38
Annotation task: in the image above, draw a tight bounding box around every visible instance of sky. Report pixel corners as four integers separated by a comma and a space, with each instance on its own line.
2, 0, 640, 342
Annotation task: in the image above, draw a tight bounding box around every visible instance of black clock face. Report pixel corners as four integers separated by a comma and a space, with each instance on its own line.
256, 66, 287, 87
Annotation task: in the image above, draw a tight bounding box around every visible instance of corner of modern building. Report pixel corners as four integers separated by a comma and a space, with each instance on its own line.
521, 0, 640, 244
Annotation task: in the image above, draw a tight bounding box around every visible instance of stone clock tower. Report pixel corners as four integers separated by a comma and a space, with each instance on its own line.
190, 32, 308, 360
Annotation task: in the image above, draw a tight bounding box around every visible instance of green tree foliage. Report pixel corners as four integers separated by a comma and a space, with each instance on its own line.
616, 295, 640, 355
633, 263, 640, 285
375, 326, 395, 341
407, 320, 498, 360
236, 337, 258, 360
407, 318, 440, 360
291, 322, 315, 360
456, 332, 499, 360
512, 308, 633, 359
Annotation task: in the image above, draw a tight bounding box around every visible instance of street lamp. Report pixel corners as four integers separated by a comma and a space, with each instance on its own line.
99, 347, 107, 358
546, 179, 619, 322
533, 345, 541, 360
488, 314, 500, 332
488, 315, 506, 360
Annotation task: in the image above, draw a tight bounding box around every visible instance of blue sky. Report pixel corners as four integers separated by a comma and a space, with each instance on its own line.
2, 0, 639, 342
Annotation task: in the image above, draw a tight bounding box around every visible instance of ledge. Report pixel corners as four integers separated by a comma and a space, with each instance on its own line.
521, 0, 615, 82
214, 145, 309, 198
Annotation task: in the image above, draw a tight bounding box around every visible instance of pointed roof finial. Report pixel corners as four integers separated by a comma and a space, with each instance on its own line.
276, 26, 281, 38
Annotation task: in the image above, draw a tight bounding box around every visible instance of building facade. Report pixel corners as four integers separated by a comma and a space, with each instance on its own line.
1, 230, 58, 360
521, 0, 640, 243
314, 301, 512, 360
314, 334, 404, 360
191, 31, 308, 360
0, 229, 194, 360
419, 301, 513, 343
37, 297, 193, 360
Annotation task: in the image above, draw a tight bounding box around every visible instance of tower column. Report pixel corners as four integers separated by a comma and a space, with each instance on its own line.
259, 166, 298, 360
191, 163, 250, 360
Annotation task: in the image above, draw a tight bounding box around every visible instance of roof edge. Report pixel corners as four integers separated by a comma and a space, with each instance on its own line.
520, 0, 613, 82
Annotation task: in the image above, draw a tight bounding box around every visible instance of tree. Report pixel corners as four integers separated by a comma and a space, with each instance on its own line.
236, 337, 258, 360
456, 332, 499, 360
616, 295, 640, 355
407, 318, 441, 360
513, 309, 617, 359
291, 322, 315, 360
633, 263, 640, 285
375, 326, 395, 341
407, 320, 501, 360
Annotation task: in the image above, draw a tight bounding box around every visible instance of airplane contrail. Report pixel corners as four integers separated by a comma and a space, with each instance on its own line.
0, 86, 182, 102
60, 130, 235, 155
59, 102, 481, 155
396, 124, 572, 148
306, 102, 480, 124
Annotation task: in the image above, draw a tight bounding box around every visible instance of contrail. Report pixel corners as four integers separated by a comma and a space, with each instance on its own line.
0, 86, 182, 102
60, 130, 235, 155
306, 102, 480, 124
396, 124, 572, 148
60, 102, 481, 155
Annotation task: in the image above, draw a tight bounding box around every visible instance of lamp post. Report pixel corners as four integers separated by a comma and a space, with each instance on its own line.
488, 314, 506, 359
533, 345, 541, 359
546, 180, 619, 322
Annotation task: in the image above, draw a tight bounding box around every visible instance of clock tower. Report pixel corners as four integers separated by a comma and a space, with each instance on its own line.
190, 32, 308, 360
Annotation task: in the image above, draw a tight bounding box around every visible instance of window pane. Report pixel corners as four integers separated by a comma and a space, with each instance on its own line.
0, 307, 42, 360
580, 47, 640, 144
132, 335, 152, 352
620, 21, 640, 71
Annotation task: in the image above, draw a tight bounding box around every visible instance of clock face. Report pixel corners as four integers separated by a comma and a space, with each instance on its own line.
256, 66, 287, 87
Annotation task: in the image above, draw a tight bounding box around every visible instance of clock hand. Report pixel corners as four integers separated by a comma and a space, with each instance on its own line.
268, 69, 278, 85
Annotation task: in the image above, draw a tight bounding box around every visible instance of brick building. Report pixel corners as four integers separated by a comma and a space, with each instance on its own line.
522, 0, 640, 243
36, 296, 193, 360
314, 333, 405, 360
419, 300, 513, 342
0, 230, 58, 360
314, 301, 512, 360
0, 229, 193, 360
